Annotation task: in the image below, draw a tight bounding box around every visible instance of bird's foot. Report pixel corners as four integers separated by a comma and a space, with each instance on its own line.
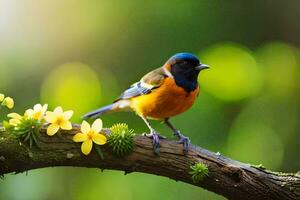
174, 131, 190, 155
144, 131, 166, 155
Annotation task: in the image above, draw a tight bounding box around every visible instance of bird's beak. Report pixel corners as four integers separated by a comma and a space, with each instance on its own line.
195, 63, 210, 71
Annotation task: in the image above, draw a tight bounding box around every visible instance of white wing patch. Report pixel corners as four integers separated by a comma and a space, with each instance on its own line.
115, 67, 168, 101
116, 100, 131, 108
140, 80, 156, 90
116, 81, 152, 100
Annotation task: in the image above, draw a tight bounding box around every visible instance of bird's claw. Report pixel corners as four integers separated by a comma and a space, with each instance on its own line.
145, 131, 166, 155
174, 131, 190, 155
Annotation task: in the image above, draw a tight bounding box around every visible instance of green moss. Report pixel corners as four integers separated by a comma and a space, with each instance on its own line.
4, 119, 42, 148
251, 163, 266, 170
189, 162, 209, 183
108, 123, 135, 157
251, 163, 297, 177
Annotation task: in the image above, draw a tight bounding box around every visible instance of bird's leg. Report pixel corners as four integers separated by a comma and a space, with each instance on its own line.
140, 116, 166, 155
164, 119, 190, 155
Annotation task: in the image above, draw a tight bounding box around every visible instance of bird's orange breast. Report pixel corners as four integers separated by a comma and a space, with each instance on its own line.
130, 77, 199, 120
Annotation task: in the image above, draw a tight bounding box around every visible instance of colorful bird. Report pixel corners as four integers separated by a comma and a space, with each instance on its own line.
83, 53, 209, 155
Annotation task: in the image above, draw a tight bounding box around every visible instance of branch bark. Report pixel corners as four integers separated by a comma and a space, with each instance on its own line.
0, 125, 299, 200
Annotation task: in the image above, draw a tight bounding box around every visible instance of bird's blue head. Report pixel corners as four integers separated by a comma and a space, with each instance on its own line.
165, 53, 209, 92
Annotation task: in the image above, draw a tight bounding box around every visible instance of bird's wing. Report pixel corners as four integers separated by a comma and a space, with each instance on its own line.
115, 67, 167, 101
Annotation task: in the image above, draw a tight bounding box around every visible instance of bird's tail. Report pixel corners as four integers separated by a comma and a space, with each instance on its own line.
82, 100, 131, 119
82, 104, 114, 119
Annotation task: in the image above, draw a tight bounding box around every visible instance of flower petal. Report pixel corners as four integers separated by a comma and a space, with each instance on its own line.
44, 112, 56, 123
63, 110, 73, 120
0, 93, 4, 102
47, 124, 60, 136
81, 121, 91, 134
9, 119, 21, 126
92, 133, 107, 145
81, 139, 93, 155
91, 119, 102, 133
25, 109, 34, 119
7, 113, 22, 120
54, 106, 63, 114
33, 111, 43, 120
60, 121, 72, 130
73, 133, 88, 142
42, 104, 48, 113
3, 97, 14, 109
33, 104, 42, 111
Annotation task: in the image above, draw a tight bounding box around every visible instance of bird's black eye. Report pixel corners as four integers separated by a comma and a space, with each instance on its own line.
181, 61, 191, 69
178, 61, 188, 66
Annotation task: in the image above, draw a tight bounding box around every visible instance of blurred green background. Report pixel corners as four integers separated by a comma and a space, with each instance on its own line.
0, 0, 300, 199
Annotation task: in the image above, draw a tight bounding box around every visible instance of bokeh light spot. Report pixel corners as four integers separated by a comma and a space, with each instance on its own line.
227, 122, 284, 170
199, 43, 263, 102
41, 62, 102, 120
255, 42, 299, 98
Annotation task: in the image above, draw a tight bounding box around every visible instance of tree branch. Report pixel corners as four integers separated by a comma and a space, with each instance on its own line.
0, 125, 299, 200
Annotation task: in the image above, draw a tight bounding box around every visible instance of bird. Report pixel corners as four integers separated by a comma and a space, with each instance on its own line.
83, 52, 209, 155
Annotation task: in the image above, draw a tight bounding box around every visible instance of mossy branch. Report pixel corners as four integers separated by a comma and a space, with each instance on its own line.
0, 124, 299, 200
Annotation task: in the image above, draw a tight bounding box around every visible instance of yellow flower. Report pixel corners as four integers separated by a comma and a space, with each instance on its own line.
7, 113, 23, 126
25, 104, 48, 121
0, 93, 4, 102
44, 106, 73, 136
2, 97, 14, 109
73, 119, 107, 155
